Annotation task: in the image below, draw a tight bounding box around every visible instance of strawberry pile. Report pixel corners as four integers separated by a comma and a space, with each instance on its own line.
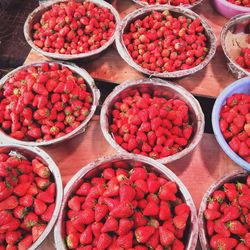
203, 174, 250, 249
235, 39, 250, 72
0, 152, 56, 249
136, 0, 198, 6
32, 1, 116, 55
122, 10, 208, 73
65, 161, 191, 249
226, 0, 250, 7
219, 93, 250, 163
0, 62, 93, 142
109, 88, 193, 159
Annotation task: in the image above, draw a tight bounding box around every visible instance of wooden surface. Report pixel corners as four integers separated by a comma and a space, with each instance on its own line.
23, 0, 242, 249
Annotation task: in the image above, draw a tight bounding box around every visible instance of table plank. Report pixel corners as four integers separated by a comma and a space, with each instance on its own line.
36, 116, 240, 250
24, 0, 236, 98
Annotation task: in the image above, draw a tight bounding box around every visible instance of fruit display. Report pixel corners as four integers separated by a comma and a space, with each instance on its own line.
236, 47, 250, 72
219, 93, 250, 163
0, 146, 61, 249
30, 0, 117, 56
121, 9, 209, 74
199, 171, 250, 250
55, 156, 197, 250
226, 0, 250, 7
133, 0, 199, 6
0, 62, 98, 144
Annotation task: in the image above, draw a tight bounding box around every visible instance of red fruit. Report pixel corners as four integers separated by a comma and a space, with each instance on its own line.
173, 213, 189, 230
207, 220, 215, 236
0, 196, 18, 211
175, 203, 190, 215
32, 224, 46, 242
117, 231, 133, 249
159, 201, 171, 220
110, 202, 134, 218
210, 235, 238, 250
135, 226, 155, 243
0, 210, 13, 225
204, 209, 222, 220
95, 203, 109, 222
101, 216, 118, 233
130, 168, 148, 181
68, 196, 82, 211
5, 230, 22, 245
118, 218, 134, 236
36, 191, 54, 204
13, 206, 27, 219
76, 182, 91, 196
133, 211, 148, 227
244, 233, 250, 247
236, 243, 249, 250
91, 222, 103, 239
103, 197, 119, 211
103, 177, 119, 197
221, 206, 240, 222
23, 212, 38, 229
172, 239, 185, 250
18, 235, 33, 250
238, 194, 250, 209
66, 233, 80, 249
227, 220, 247, 235
97, 233, 112, 250
214, 219, 230, 237
41, 203, 55, 222
119, 184, 136, 202
80, 225, 92, 245
0, 218, 20, 233
143, 201, 159, 216
158, 183, 177, 201
159, 226, 175, 246
72, 208, 94, 225
34, 198, 47, 215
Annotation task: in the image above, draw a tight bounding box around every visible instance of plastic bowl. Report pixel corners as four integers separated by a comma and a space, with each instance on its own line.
221, 13, 250, 79
198, 169, 248, 250
213, 0, 250, 19
100, 78, 205, 164
212, 76, 250, 170
0, 61, 100, 146
115, 5, 216, 78
23, 0, 120, 61
131, 0, 204, 9
54, 154, 198, 249
0, 143, 63, 250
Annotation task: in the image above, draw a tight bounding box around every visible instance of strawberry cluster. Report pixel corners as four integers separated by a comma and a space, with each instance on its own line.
204, 175, 250, 249
137, 0, 198, 6
122, 10, 208, 73
65, 161, 191, 249
226, 0, 250, 7
0, 62, 92, 142
235, 45, 250, 72
109, 88, 193, 159
219, 93, 250, 163
32, 1, 116, 55
0, 152, 56, 249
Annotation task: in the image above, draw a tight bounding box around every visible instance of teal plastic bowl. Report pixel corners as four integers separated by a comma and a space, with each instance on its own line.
212, 77, 250, 170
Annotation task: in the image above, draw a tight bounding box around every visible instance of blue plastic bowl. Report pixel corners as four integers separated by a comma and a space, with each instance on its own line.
212, 77, 250, 171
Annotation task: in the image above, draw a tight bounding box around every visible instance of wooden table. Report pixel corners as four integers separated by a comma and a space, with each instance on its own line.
23, 0, 241, 249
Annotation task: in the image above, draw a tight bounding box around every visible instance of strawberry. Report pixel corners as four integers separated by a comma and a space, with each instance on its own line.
173, 214, 189, 230
45, 182, 56, 197
147, 178, 160, 193
0, 210, 12, 225
143, 201, 159, 216
5, 230, 22, 245
221, 206, 240, 222
238, 194, 250, 209
94, 203, 109, 222
147, 229, 159, 248
130, 168, 148, 181
110, 202, 134, 218
133, 211, 148, 227
204, 209, 222, 220
236, 243, 249, 250
34, 198, 47, 215
32, 224, 46, 242
117, 231, 133, 249
224, 183, 238, 202
227, 220, 247, 235
103, 197, 119, 211
101, 216, 118, 233
80, 225, 92, 245
19, 194, 33, 207
103, 177, 119, 197
68, 196, 82, 211
135, 226, 155, 243
159, 226, 175, 246
210, 236, 238, 250
214, 219, 230, 237
23, 212, 38, 229
118, 218, 134, 236
119, 184, 136, 202
0, 218, 20, 233
18, 235, 33, 250
0, 196, 18, 211
41, 203, 55, 222
103, 168, 115, 180
13, 206, 27, 219
35, 177, 50, 190
76, 182, 91, 196
213, 190, 226, 203
91, 222, 103, 239
206, 220, 215, 236
97, 233, 112, 250
66, 233, 80, 249
244, 233, 250, 247
36, 191, 54, 204
72, 208, 94, 225
158, 183, 177, 201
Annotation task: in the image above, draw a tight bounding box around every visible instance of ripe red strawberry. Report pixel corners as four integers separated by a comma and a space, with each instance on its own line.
36, 191, 54, 204
238, 194, 250, 209
94, 203, 108, 222
110, 202, 134, 218
66, 233, 80, 249
32, 224, 46, 242
227, 220, 247, 235
143, 201, 159, 216
0, 210, 12, 225
72, 208, 94, 225
244, 233, 250, 247
34, 198, 47, 215
118, 218, 134, 236
5, 230, 22, 245
172, 239, 185, 250
214, 219, 230, 237
41, 203, 55, 222
159, 201, 171, 220
173, 213, 189, 230
130, 168, 148, 181
119, 184, 136, 202
236, 243, 249, 250
0, 196, 18, 211
224, 183, 238, 202
80, 225, 92, 245
101, 216, 118, 233
133, 211, 148, 227
159, 226, 175, 246
135, 226, 155, 243
174, 203, 190, 215
13, 206, 27, 219
117, 231, 133, 249
0, 218, 20, 233
18, 235, 33, 250
23, 212, 38, 229
147, 178, 160, 193
206, 220, 215, 236
213, 190, 226, 203
158, 183, 177, 201
91, 222, 103, 239
76, 182, 91, 196
68, 196, 82, 211
97, 233, 112, 250
103, 197, 119, 211
147, 229, 159, 248
221, 206, 240, 222
103, 177, 119, 197
210, 235, 238, 250
204, 209, 222, 220
35, 177, 50, 190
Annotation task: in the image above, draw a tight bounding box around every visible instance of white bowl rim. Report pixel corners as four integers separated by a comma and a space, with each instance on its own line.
215, 0, 250, 11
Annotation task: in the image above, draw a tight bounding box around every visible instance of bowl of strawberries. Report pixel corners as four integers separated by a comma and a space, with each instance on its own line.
0, 61, 100, 146
0, 143, 63, 249
24, 0, 120, 60
100, 78, 205, 164
131, 0, 204, 9
116, 6, 216, 78
54, 154, 198, 249
198, 170, 250, 250
221, 14, 250, 79
212, 76, 250, 170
